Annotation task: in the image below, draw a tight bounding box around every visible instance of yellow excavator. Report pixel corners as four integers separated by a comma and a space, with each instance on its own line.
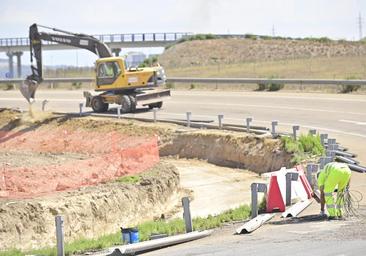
21, 24, 170, 113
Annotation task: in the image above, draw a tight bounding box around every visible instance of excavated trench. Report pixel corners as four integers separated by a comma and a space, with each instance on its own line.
0, 109, 292, 251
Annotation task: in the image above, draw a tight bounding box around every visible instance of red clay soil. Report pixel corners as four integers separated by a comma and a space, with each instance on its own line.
0, 129, 159, 199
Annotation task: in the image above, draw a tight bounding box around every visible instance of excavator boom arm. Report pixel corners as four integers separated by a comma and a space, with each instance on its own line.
29, 23, 112, 83
21, 24, 113, 102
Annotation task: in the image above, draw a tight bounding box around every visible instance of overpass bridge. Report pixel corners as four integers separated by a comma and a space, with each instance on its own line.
0, 32, 191, 78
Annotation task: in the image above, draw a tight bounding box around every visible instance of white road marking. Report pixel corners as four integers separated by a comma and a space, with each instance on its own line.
168, 101, 366, 116
339, 119, 366, 126
0, 98, 82, 102
172, 91, 366, 103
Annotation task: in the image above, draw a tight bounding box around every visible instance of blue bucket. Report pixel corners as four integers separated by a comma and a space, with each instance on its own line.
121, 227, 139, 244
130, 228, 139, 243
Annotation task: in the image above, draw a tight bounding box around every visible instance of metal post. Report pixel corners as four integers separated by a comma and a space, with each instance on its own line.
117, 106, 121, 119
285, 172, 299, 206
186, 112, 192, 127
182, 197, 193, 233
320, 134, 328, 146
42, 100, 49, 111
327, 138, 336, 146
251, 183, 267, 219
79, 103, 83, 116
271, 120, 278, 137
251, 183, 258, 219
309, 129, 316, 135
306, 164, 318, 188
218, 114, 224, 129
153, 108, 157, 123
292, 125, 300, 140
246, 117, 252, 133
326, 150, 336, 160
55, 215, 65, 256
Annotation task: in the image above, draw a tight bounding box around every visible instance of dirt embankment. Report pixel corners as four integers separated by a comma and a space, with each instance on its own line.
0, 162, 180, 251
159, 38, 366, 68
0, 109, 292, 251
160, 130, 292, 174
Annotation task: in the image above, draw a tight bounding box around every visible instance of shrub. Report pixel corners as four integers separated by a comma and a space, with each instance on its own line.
256, 83, 268, 91
139, 56, 158, 68
340, 76, 362, 93
281, 134, 325, 164
341, 84, 361, 93
268, 83, 284, 91
165, 82, 175, 89
71, 82, 82, 90
190, 83, 195, 89
4, 83, 14, 90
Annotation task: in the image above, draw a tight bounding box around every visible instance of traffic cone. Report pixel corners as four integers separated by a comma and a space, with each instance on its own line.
266, 175, 285, 213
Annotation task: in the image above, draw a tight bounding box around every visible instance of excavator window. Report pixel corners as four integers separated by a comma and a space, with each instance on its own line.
96, 61, 121, 86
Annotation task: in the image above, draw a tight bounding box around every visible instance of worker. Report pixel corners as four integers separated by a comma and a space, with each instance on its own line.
317, 162, 351, 220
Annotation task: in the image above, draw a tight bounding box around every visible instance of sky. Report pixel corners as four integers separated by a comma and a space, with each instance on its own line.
0, 0, 365, 67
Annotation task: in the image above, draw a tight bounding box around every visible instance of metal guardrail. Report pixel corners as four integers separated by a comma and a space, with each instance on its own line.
1, 77, 366, 86
167, 77, 366, 86
0, 32, 192, 47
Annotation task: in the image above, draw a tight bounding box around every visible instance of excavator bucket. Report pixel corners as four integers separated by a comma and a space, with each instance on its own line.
20, 78, 39, 102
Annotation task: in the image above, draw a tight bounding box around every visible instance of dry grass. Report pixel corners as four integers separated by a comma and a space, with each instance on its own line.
165, 56, 366, 79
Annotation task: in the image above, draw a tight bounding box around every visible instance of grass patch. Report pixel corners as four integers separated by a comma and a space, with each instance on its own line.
2, 205, 250, 256
282, 133, 325, 164
115, 175, 141, 184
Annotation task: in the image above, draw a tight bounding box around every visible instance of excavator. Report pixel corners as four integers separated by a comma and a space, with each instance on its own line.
20, 24, 170, 113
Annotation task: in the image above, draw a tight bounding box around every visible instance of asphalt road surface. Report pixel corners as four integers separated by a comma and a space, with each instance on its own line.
1, 89, 366, 255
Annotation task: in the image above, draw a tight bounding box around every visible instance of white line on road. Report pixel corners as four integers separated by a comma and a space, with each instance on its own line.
172, 91, 366, 103
339, 119, 366, 126
0, 98, 83, 102
167, 101, 366, 116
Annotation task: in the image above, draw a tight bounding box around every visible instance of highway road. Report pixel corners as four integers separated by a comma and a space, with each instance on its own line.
1, 89, 366, 255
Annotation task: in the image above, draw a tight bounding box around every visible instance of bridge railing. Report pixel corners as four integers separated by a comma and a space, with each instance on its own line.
0, 32, 192, 47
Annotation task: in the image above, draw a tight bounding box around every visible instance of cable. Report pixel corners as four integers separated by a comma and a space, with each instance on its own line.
338, 189, 363, 218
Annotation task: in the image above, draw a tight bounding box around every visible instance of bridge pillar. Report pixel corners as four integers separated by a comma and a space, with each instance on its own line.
14, 51, 23, 78
6, 52, 14, 78
112, 48, 121, 56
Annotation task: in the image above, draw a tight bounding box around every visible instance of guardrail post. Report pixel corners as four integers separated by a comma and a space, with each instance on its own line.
79, 103, 83, 117
319, 156, 333, 170
218, 114, 224, 129
306, 164, 318, 188
55, 215, 65, 256
271, 120, 278, 137
285, 172, 299, 206
117, 106, 121, 119
320, 134, 328, 146
182, 197, 193, 233
309, 129, 316, 136
42, 100, 49, 111
246, 117, 253, 133
327, 138, 336, 147
251, 183, 267, 219
153, 108, 157, 123
292, 125, 300, 140
186, 112, 192, 127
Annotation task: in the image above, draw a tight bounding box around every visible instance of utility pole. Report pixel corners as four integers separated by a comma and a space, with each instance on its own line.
358, 12, 363, 40
272, 25, 275, 37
